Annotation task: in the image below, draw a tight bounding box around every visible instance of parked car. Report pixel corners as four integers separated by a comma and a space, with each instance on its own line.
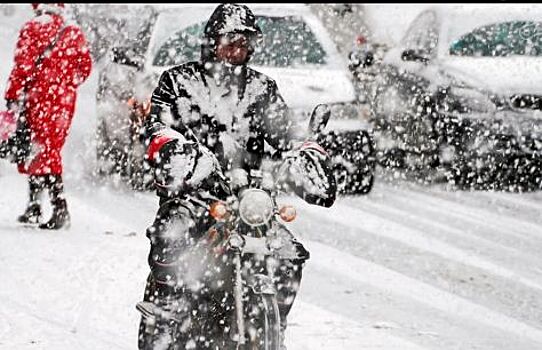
95, 4, 375, 194
355, 5, 542, 191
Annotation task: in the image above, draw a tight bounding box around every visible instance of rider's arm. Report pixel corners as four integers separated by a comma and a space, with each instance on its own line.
142, 70, 188, 164
142, 69, 224, 198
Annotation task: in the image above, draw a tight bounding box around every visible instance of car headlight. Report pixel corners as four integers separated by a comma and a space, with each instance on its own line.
448, 86, 496, 115
239, 189, 274, 227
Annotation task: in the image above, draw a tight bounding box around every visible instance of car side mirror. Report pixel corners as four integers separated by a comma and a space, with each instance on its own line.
111, 46, 144, 70
401, 49, 429, 63
308, 104, 331, 135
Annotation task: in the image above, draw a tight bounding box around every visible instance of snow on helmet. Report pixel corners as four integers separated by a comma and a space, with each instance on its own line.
201, 3, 262, 63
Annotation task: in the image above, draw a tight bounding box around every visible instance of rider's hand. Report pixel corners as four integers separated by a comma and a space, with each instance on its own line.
279, 141, 337, 207
154, 139, 223, 196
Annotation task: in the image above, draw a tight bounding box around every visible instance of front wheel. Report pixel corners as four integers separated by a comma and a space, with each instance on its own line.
243, 292, 281, 350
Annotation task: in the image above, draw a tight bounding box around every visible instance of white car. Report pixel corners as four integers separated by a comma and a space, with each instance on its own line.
96, 4, 375, 193
364, 5, 542, 190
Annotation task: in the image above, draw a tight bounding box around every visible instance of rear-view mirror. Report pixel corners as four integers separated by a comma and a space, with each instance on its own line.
111, 46, 144, 70
401, 49, 429, 63
308, 104, 331, 135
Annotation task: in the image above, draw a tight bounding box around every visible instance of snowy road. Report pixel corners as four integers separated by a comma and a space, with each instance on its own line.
1, 162, 541, 350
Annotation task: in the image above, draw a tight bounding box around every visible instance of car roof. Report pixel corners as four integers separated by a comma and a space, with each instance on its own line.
366, 4, 542, 47
147, 3, 345, 69
440, 5, 542, 44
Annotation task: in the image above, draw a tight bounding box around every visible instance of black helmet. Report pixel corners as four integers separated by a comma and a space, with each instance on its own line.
201, 3, 262, 63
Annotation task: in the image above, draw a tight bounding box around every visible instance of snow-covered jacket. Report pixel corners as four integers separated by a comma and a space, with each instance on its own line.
4, 10, 92, 175
143, 3, 336, 207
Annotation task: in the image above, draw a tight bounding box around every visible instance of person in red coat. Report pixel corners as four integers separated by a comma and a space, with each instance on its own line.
3, 3, 92, 229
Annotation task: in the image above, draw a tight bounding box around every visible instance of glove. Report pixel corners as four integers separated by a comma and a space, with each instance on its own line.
154, 139, 224, 197
280, 141, 337, 207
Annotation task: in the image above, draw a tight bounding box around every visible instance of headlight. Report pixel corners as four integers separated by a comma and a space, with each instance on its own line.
239, 189, 274, 227
448, 87, 496, 114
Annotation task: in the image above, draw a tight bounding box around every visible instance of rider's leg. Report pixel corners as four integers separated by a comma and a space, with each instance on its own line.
273, 224, 310, 349
139, 199, 199, 350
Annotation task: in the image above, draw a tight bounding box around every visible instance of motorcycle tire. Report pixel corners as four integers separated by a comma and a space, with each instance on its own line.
242, 291, 281, 350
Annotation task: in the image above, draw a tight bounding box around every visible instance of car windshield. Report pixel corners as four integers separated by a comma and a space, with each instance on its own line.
152, 15, 327, 67
449, 21, 542, 57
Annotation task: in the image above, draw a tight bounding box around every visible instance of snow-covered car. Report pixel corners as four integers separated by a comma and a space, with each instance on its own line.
95, 4, 375, 193
362, 5, 542, 191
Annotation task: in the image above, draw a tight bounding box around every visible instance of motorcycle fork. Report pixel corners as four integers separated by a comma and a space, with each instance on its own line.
234, 250, 246, 348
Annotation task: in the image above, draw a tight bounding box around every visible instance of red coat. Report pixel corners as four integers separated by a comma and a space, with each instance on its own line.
4, 12, 92, 175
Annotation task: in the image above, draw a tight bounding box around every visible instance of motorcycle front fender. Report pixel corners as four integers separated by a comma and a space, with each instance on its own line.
247, 274, 277, 295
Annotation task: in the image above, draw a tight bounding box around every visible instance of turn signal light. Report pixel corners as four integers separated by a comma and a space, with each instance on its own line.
142, 99, 151, 116
279, 205, 296, 222
127, 97, 152, 117
210, 201, 229, 221
127, 97, 137, 107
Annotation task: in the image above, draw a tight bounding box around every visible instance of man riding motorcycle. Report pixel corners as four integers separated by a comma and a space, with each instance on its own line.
139, 3, 337, 349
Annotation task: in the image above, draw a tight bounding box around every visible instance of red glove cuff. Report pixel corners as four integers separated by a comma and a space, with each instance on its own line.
300, 140, 328, 157
147, 135, 174, 162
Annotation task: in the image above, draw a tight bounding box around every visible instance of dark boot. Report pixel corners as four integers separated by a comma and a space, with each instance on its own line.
0, 140, 9, 159
17, 175, 45, 224
39, 175, 71, 230
17, 203, 42, 224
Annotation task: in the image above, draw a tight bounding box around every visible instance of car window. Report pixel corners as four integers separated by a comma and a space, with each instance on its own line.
152, 15, 327, 67
401, 9, 439, 59
252, 16, 327, 66
152, 22, 204, 66
449, 21, 542, 57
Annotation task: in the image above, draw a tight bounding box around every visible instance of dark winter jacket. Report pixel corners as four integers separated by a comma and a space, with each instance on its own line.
143, 3, 335, 205
144, 62, 293, 171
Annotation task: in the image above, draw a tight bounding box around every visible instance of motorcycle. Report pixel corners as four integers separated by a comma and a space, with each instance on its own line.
136, 105, 331, 350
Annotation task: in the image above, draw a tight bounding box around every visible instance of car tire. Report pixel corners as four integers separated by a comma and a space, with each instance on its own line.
334, 164, 375, 195
323, 129, 376, 196
352, 167, 374, 194
95, 118, 112, 177
334, 164, 349, 194
377, 147, 407, 169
